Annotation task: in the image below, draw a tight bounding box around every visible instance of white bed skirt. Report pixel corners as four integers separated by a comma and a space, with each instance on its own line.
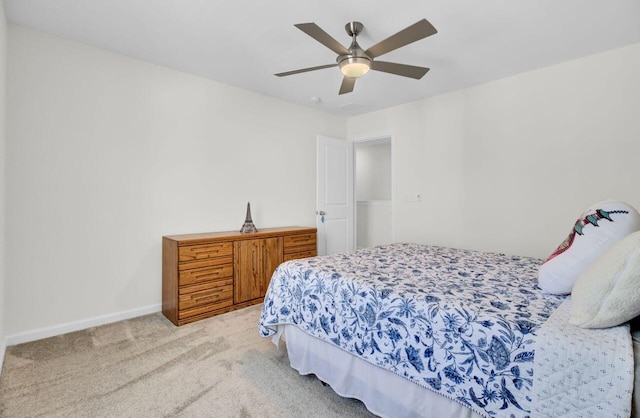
282, 324, 483, 418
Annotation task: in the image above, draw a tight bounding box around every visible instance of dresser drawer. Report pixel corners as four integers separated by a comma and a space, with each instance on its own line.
179, 263, 233, 286
178, 278, 233, 311
284, 249, 317, 262
179, 241, 233, 262
178, 255, 233, 272
178, 298, 234, 320
284, 233, 317, 253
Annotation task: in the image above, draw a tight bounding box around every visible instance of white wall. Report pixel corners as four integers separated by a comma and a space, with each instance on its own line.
356, 203, 392, 248
356, 142, 391, 201
0, 0, 7, 366
6, 25, 345, 337
348, 43, 640, 259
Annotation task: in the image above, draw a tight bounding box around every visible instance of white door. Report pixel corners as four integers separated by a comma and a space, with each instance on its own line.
316, 135, 354, 255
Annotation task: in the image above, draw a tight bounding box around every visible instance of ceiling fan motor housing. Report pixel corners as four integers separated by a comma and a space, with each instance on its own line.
338, 22, 371, 77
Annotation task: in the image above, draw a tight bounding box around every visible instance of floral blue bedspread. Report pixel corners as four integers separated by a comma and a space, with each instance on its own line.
258, 243, 565, 418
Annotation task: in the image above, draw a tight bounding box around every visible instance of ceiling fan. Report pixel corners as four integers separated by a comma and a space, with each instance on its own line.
275, 19, 437, 95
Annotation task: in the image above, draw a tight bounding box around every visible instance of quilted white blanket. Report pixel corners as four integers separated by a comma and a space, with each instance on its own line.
533, 298, 634, 417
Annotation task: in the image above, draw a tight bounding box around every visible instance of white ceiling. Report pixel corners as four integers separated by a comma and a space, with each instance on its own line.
5, 0, 640, 117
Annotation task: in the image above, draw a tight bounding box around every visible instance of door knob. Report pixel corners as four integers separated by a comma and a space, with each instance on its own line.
316, 211, 326, 216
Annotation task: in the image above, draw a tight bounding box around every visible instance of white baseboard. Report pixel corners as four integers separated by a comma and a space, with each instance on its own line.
5, 303, 162, 347
0, 336, 6, 374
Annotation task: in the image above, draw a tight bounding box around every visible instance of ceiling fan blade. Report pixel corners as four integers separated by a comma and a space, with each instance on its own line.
364, 19, 437, 59
370, 61, 430, 79
339, 76, 356, 95
295, 23, 350, 55
274, 63, 337, 77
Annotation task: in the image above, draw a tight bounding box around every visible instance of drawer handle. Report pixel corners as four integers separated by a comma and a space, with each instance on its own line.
195, 294, 220, 303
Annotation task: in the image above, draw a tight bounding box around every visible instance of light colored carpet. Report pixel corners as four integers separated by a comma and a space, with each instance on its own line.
0, 305, 376, 417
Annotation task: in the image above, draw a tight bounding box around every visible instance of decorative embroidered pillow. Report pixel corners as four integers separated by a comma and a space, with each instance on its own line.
538, 200, 640, 295
569, 231, 640, 328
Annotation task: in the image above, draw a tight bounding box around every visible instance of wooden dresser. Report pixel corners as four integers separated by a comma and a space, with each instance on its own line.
162, 226, 317, 326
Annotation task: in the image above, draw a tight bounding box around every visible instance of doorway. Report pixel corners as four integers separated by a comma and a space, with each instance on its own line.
354, 136, 395, 249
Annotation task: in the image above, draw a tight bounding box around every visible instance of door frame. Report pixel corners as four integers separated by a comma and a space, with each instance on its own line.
352, 133, 397, 247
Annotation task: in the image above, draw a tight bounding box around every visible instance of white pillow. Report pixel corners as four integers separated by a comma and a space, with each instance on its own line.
569, 231, 640, 328
538, 200, 640, 295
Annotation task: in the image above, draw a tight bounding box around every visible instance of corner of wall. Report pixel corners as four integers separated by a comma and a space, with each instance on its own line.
0, 0, 8, 375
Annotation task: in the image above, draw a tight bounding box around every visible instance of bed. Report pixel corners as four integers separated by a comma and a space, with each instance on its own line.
258, 243, 636, 417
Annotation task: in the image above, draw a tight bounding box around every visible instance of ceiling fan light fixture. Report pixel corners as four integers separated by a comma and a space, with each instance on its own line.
339, 56, 371, 78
